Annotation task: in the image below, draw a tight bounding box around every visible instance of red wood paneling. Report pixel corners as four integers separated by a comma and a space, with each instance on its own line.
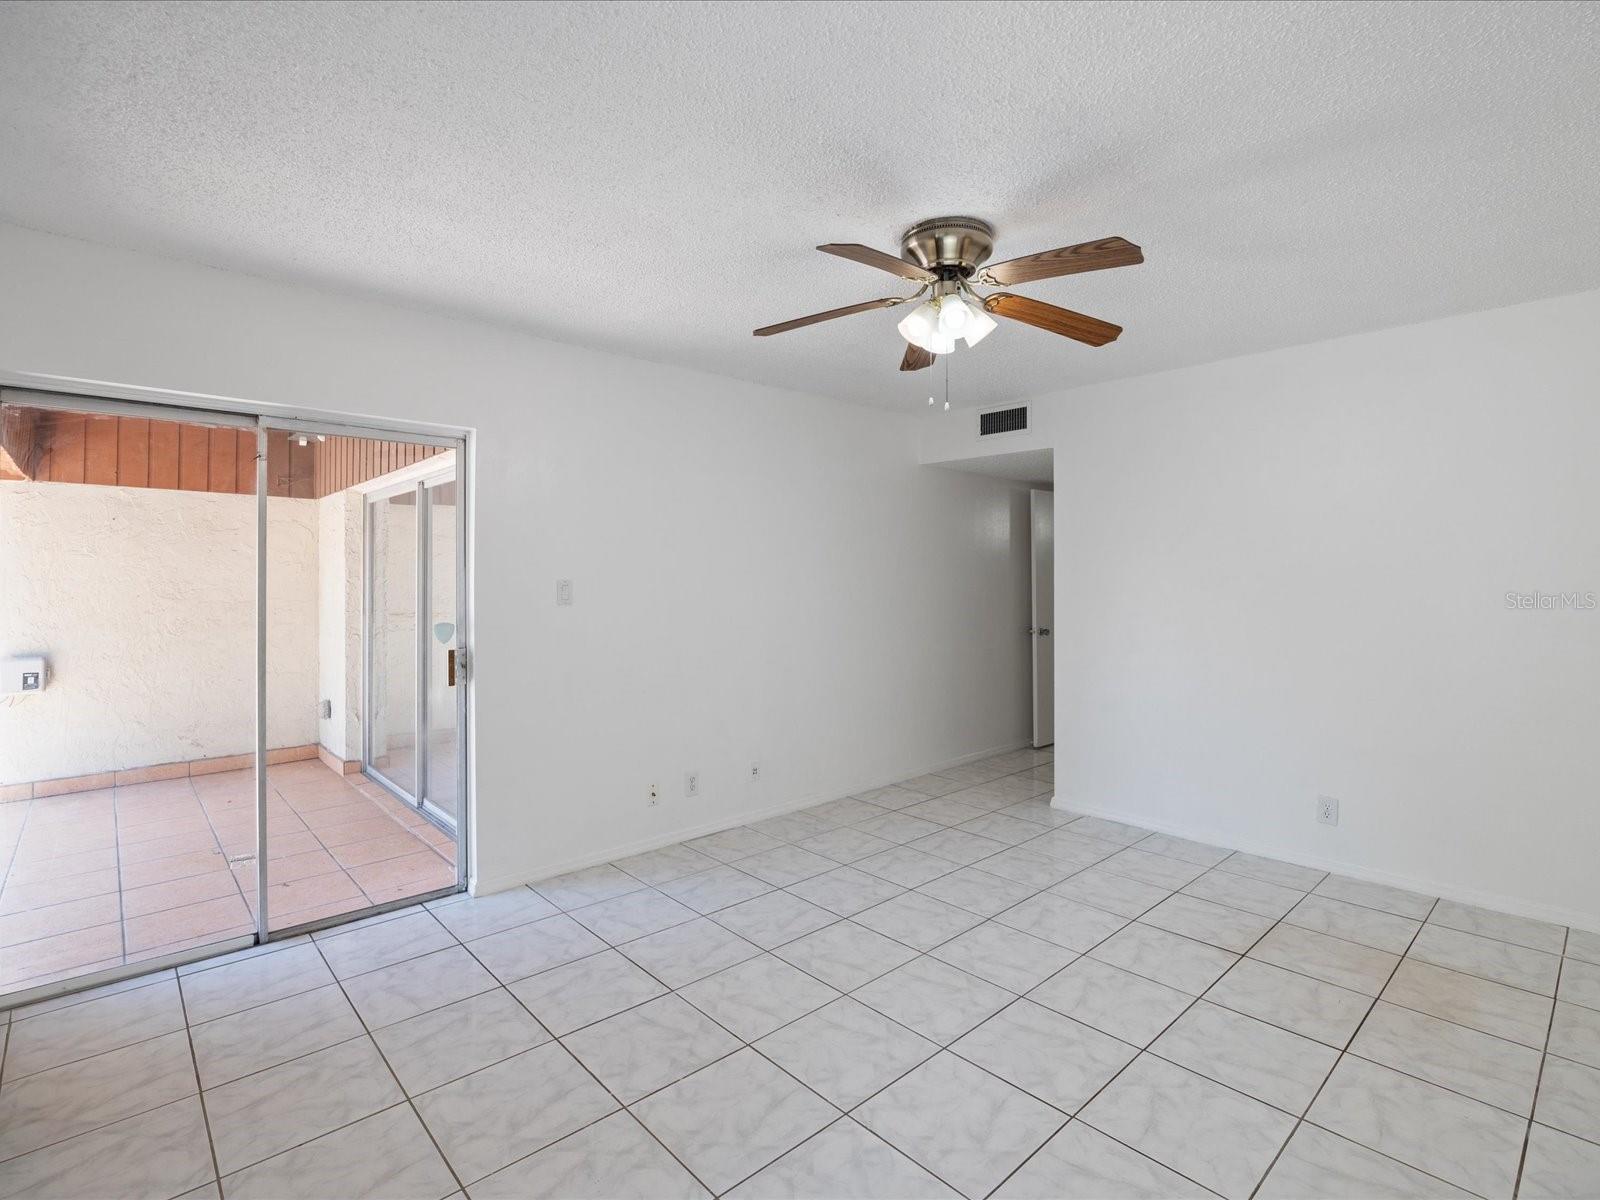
148, 420, 181, 489
1, 408, 445, 498
84, 416, 119, 485
118, 418, 150, 487
208, 427, 237, 494
236, 429, 256, 493
50, 414, 87, 483
178, 424, 210, 491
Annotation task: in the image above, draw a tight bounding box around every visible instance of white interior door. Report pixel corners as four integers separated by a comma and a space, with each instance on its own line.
1030, 488, 1054, 748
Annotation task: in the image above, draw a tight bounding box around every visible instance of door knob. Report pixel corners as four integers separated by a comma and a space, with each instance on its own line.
1038, 628, 1051, 637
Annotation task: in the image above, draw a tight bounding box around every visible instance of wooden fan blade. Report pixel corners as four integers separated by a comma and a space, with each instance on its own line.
753, 297, 903, 337
979, 236, 1143, 286
900, 343, 936, 372
817, 243, 935, 283
983, 293, 1123, 346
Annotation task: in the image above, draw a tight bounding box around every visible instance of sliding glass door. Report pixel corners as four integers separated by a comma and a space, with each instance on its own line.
423, 476, 461, 827
0, 389, 262, 1000
365, 469, 463, 834
368, 488, 420, 799
0, 382, 468, 1007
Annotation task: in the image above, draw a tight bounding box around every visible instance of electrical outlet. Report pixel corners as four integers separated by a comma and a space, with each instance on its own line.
684, 770, 700, 798
749, 763, 761, 782
647, 782, 659, 808
556, 579, 574, 606
1317, 795, 1340, 826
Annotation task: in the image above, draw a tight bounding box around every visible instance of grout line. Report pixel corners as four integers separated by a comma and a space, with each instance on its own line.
301, 927, 469, 1197
1324, 1042, 1536, 1122
5, 964, 177, 1029
599, 950, 973, 1196
110, 786, 128, 967
462, 857, 997, 1196
1243, 894, 1441, 1200
1419, 914, 1569, 957
0, 1081, 208, 1172
1, 982, 187, 1084
1299, 1119, 1496, 1200
175, 966, 226, 1198
1512, 928, 1566, 1197
457, 922, 720, 1194
195, 772, 265, 932
979, 849, 1252, 1199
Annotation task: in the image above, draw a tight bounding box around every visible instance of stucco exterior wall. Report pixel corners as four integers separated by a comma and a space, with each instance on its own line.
0, 481, 319, 783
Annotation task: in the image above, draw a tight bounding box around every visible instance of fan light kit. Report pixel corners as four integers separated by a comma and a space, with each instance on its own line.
754, 217, 1143, 376
898, 293, 996, 354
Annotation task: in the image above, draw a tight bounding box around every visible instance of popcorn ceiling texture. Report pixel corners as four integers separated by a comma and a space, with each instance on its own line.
0, 2, 1596, 409
0, 482, 320, 783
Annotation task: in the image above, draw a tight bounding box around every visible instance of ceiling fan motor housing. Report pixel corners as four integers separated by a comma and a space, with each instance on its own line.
901, 216, 995, 279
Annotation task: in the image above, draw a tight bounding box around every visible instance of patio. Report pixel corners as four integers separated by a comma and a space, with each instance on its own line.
0, 759, 455, 995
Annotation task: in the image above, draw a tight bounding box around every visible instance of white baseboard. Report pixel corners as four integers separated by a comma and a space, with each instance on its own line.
472, 736, 1032, 897
1051, 796, 1600, 935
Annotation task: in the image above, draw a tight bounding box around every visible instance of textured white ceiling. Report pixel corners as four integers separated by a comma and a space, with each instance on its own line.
1, 1, 1597, 409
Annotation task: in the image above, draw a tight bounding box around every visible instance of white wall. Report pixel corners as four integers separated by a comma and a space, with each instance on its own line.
0, 223, 1035, 891
0, 481, 320, 781
925, 287, 1600, 928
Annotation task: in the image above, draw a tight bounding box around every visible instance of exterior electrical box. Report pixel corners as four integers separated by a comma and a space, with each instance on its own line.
2, 656, 47, 694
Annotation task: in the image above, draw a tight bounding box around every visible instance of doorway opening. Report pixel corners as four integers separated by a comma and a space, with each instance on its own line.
930, 445, 1054, 750
1029, 486, 1054, 750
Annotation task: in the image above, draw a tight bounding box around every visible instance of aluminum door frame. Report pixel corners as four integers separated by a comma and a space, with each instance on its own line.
360, 466, 462, 837
417, 472, 463, 832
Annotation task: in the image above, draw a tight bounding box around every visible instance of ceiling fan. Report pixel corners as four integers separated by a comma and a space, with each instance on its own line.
753, 217, 1143, 371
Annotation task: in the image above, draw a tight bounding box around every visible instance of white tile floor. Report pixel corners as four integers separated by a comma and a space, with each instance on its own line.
2, 746, 1599, 1199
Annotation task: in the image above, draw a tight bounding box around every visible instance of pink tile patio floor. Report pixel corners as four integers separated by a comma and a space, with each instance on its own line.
0, 760, 455, 996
